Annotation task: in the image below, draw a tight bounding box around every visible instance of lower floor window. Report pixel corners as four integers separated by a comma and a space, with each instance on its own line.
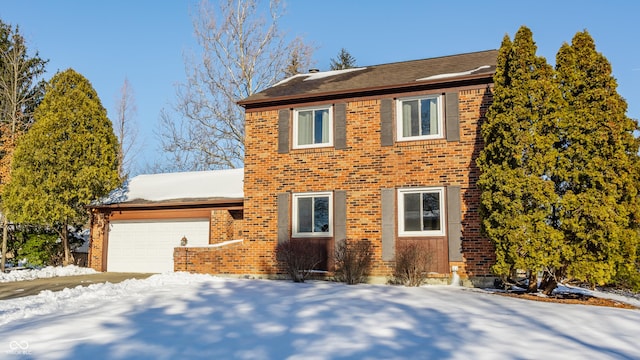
293, 192, 332, 237
398, 187, 445, 236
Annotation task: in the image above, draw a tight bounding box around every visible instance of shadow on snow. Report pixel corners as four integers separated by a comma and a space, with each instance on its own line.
66, 281, 469, 359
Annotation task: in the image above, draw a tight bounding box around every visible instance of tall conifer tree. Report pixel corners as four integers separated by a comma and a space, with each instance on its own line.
477, 26, 563, 291
0, 21, 47, 271
554, 31, 640, 287
329, 48, 357, 70
3, 69, 120, 265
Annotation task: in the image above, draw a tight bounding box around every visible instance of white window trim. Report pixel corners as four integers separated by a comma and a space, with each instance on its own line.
292, 105, 334, 149
395, 94, 444, 141
397, 187, 446, 237
292, 191, 333, 238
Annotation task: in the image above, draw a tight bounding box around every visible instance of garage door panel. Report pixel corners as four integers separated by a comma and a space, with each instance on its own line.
107, 219, 209, 273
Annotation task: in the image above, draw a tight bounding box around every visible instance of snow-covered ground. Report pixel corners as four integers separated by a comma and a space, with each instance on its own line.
0, 265, 96, 283
0, 272, 639, 359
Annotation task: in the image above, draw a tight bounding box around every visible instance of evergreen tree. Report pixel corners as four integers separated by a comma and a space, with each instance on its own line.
554, 31, 640, 288
479, 27, 640, 293
0, 21, 47, 271
477, 26, 563, 292
329, 48, 357, 70
3, 69, 120, 265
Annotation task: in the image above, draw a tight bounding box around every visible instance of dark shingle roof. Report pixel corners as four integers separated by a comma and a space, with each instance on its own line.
239, 49, 498, 108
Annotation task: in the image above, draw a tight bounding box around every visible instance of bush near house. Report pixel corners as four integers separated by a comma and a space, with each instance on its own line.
333, 239, 373, 285
389, 241, 433, 287
275, 239, 324, 283
10, 227, 84, 267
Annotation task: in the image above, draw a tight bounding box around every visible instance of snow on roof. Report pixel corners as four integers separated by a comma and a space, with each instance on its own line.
103, 168, 244, 204
273, 67, 367, 87
416, 65, 491, 81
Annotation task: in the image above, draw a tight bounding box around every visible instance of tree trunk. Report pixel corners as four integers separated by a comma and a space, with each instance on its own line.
1, 215, 7, 272
526, 270, 538, 293
60, 221, 74, 266
539, 269, 561, 296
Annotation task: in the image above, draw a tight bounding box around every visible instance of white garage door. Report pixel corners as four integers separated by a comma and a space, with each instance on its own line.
107, 219, 210, 273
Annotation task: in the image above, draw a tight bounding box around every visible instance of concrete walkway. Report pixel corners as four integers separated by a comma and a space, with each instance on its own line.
0, 273, 154, 300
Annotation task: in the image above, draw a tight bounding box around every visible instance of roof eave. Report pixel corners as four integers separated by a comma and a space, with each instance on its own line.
90, 197, 244, 210
238, 72, 494, 109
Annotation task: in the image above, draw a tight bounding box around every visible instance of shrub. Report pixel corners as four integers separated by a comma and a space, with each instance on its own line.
390, 240, 433, 286
11, 226, 85, 267
612, 262, 640, 293
19, 232, 60, 266
275, 239, 323, 283
333, 239, 373, 285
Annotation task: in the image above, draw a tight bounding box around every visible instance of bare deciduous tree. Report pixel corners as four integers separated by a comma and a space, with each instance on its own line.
158, 0, 313, 171
284, 39, 315, 77
114, 77, 139, 179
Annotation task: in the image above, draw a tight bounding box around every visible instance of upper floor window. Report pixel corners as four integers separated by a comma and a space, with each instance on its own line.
293, 106, 333, 148
398, 187, 445, 237
292, 192, 333, 237
396, 95, 443, 141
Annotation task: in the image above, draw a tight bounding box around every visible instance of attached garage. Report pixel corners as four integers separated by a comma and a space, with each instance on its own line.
88, 168, 244, 273
107, 219, 210, 273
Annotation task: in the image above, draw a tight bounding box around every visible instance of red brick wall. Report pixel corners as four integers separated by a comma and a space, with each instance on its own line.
88, 210, 108, 272
241, 86, 496, 279
173, 241, 265, 274
171, 210, 250, 274
210, 209, 243, 244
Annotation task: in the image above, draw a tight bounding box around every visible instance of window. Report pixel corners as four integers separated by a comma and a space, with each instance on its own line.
293, 106, 333, 148
396, 95, 443, 141
292, 192, 333, 237
398, 187, 445, 237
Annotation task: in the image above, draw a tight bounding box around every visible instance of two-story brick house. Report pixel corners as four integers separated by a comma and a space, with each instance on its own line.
237, 49, 498, 284
89, 49, 498, 285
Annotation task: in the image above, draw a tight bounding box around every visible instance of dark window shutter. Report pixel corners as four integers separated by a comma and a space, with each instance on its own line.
334, 190, 347, 248
380, 99, 393, 146
381, 188, 396, 261
445, 92, 460, 142
277, 192, 290, 244
446, 186, 463, 261
278, 109, 290, 153
334, 103, 347, 150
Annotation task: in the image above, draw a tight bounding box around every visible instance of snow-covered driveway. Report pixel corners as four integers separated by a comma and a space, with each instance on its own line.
1, 273, 639, 359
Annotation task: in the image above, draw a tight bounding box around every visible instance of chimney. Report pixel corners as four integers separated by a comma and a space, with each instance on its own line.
308, 68, 320, 73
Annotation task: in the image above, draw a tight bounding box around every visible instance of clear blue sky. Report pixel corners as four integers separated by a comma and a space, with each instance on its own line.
1, 1, 638, 175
